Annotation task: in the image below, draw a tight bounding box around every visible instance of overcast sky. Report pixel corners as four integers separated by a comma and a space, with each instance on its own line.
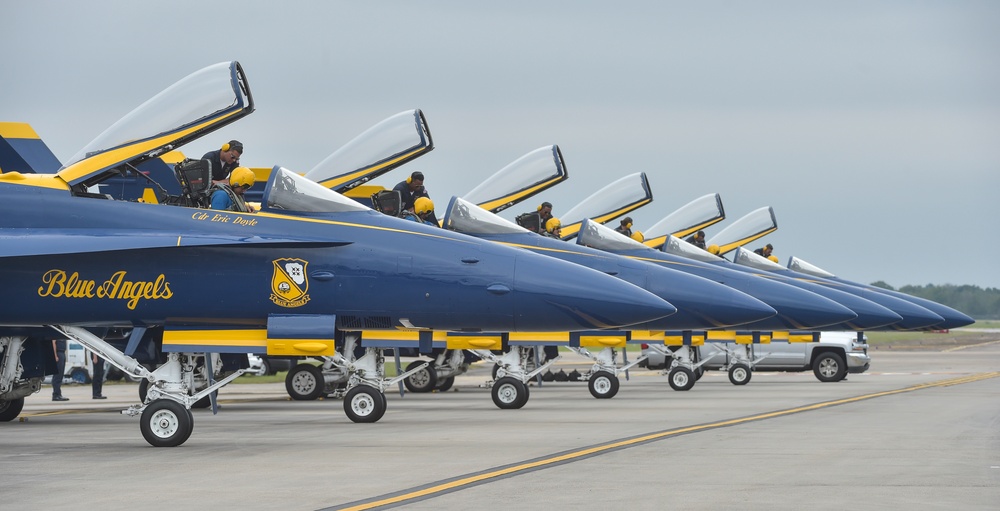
4, 1, 998, 288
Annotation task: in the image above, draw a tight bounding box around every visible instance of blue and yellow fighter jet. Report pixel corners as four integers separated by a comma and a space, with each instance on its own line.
0, 61, 678, 447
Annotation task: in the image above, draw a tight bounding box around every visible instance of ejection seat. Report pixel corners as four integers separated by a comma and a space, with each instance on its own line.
166, 159, 213, 208
515, 211, 541, 233
371, 189, 403, 217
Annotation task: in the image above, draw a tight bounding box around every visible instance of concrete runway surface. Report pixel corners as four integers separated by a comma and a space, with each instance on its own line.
2, 345, 998, 510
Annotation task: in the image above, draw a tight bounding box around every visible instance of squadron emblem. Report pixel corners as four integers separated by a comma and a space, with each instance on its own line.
270, 258, 310, 308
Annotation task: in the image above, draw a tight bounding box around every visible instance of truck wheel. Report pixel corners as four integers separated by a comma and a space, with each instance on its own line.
70, 367, 91, 384
813, 353, 847, 382
668, 367, 695, 391
728, 364, 751, 385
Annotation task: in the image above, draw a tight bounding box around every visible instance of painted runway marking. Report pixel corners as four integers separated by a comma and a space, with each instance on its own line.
327, 371, 1000, 511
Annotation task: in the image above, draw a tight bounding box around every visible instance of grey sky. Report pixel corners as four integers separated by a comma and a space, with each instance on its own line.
4, 1, 998, 288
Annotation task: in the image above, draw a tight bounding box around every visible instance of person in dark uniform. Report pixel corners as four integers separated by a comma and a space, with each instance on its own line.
52, 339, 68, 401
516, 202, 552, 233
392, 171, 436, 223
202, 140, 244, 182
614, 217, 633, 237
686, 230, 706, 249
91, 352, 106, 399
754, 243, 773, 258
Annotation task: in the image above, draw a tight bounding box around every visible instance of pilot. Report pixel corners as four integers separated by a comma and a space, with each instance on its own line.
541, 217, 562, 238
202, 140, 244, 182
516, 202, 552, 233
402, 197, 437, 226
210, 166, 256, 213
686, 230, 706, 249
614, 217, 633, 237
630, 231, 644, 243
754, 243, 774, 258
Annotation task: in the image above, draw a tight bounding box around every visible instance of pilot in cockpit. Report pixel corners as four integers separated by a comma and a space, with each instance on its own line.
541, 217, 562, 239
210, 166, 256, 213
402, 197, 437, 226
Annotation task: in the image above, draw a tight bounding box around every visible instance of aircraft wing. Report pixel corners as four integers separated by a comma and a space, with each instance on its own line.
0, 230, 350, 258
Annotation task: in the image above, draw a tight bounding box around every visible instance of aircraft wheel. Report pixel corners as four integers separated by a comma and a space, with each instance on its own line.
285, 364, 325, 401
668, 367, 696, 391
0, 398, 25, 422
813, 353, 847, 383
492, 377, 528, 409
192, 395, 212, 409
138, 378, 150, 402
588, 371, 619, 399
436, 376, 455, 392
140, 399, 194, 447
403, 361, 437, 393
344, 385, 386, 423
728, 364, 752, 385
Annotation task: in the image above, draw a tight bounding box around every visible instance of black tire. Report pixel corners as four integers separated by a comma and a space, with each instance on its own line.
813, 352, 847, 383
259, 358, 272, 376
285, 364, 325, 401
138, 378, 150, 402
0, 398, 25, 422
694, 367, 704, 381
106, 367, 124, 382
491, 363, 501, 380
728, 364, 751, 385
192, 395, 212, 409
491, 377, 528, 409
436, 376, 455, 392
403, 361, 437, 393
344, 385, 386, 423
588, 371, 619, 399
69, 367, 91, 384
668, 367, 696, 391
140, 399, 194, 447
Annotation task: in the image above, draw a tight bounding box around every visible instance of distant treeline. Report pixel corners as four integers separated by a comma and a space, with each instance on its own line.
870, 282, 1000, 320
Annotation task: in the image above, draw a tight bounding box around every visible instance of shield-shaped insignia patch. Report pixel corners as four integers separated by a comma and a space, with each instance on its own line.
270, 258, 310, 308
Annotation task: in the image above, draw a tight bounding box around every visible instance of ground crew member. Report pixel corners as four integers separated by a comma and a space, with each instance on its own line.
202, 140, 243, 182
615, 217, 633, 237
686, 230, 706, 249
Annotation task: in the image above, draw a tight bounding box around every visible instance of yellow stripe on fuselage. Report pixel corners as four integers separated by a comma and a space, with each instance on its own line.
0, 171, 71, 190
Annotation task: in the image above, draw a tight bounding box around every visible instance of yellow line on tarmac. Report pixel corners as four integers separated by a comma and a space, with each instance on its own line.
331, 372, 1000, 511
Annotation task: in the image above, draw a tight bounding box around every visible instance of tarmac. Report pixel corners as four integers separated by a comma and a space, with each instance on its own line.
3, 344, 998, 510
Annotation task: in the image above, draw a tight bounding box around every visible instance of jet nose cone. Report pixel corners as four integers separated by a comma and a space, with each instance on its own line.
647, 270, 776, 329
858, 289, 944, 330
844, 299, 903, 330
512, 254, 677, 331
749, 280, 858, 329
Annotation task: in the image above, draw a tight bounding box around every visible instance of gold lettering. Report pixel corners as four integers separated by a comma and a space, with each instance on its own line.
40, 269, 174, 310
38, 269, 67, 297
192, 212, 209, 220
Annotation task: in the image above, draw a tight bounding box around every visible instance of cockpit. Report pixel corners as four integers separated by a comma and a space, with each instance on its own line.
262, 167, 372, 214
575, 219, 649, 252
442, 196, 528, 235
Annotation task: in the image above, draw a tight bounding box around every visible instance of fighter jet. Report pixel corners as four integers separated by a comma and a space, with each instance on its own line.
0, 61, 676, 446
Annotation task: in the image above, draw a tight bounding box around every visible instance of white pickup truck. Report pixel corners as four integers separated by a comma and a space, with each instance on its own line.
642, 331, 871, 383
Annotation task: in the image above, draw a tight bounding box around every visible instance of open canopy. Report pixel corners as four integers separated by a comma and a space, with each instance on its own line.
462, 145, 567, 213
304, 109, 433, 193
706, 206, 777, 255
643, 193, 725, 249
559, 172, 652, 240
57, 61, 253, 190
